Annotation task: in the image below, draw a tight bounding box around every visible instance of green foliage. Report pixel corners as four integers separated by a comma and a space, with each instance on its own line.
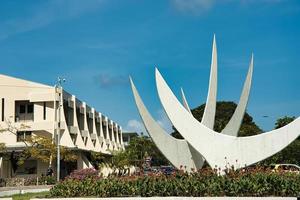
39, 175, 56, 185
0, 119, 77, 166
0, 143, 6, 156
90, 136, 169, 170
102, 136, 169, 170
275, 116, 296, 129
110, 150, 130, 170
50, 168, 300, 197
0, 143, 5, 150
172, 101, 262, 139
14, 135, 77, 166
89, 152, 107, 169
124, 136, 169, 168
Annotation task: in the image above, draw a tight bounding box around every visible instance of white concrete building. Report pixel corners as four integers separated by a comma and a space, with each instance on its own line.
122, 132, 138, 147
0, 74, 124, 179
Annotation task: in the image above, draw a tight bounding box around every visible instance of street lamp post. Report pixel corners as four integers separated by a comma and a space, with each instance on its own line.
55, 77, 65, 182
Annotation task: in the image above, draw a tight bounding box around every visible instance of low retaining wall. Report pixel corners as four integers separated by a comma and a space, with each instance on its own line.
31, 197, 298, 200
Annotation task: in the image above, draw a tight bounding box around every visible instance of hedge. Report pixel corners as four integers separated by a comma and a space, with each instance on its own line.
1, 175, 56, 187
50, 168, 300, 197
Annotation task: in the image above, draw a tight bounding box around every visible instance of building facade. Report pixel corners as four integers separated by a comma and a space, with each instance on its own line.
122, 132, 138, 147
0, 74, 124, 178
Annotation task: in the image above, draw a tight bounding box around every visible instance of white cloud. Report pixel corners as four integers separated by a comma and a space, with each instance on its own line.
94, 73, 128, 89
125, 119, 146, 135
171, 0, 215, 15
125, 110, 173, 135
0, 0, 104, 40
171, 0, 284, 15
240, 0, 284, 4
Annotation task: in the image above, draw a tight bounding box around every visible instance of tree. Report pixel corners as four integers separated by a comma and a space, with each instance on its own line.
89, 152, 108, 169
171, 101, 262, 138
0, 118, 77, 168
0, 143, 6, 156
23, 135, 77, 165
110, 150, 130, 170
106, 136, 169, 170
127, 136, 169, 168
275, 116, 296, 129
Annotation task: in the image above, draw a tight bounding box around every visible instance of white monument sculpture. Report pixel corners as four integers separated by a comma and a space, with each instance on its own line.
130, 36, 299, 172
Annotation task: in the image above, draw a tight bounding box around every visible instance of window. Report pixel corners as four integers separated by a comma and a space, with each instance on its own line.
27, 104, 33, 113
17, 132, 23, 142
17, 131, 32, 142
15, 101, 34, 122
1, 98, 4, 121
25, 132, 31, 140
43, 102, 46, 120
15, 160, 37, 175
19, 105, 26, 114
123, 136, 128, 142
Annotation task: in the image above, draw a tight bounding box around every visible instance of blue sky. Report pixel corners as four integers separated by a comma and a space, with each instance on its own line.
0, 0, 299, 133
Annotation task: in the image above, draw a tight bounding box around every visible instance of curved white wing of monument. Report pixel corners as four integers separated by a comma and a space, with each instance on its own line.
180, 88, 192, 114
180, 54, 254, 136
201, 35, 217, 129
179, 34, 217, 129
221, 55, 254, 136
130, 35, 254, 171
130, 78, 203, 171
129, 35, 220, 171
156, 68, 300, 171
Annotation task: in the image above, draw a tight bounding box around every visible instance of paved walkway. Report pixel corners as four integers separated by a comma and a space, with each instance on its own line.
0, 185, 52, 197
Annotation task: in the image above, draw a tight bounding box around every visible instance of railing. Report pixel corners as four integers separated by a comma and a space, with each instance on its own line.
15, 114, 34, 123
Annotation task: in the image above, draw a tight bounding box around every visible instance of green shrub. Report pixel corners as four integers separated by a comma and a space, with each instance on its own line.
39, 176, 56, 185
50, 168, 300, 197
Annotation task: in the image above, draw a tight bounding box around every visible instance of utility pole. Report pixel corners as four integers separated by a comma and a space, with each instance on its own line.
55, 77, 65, 182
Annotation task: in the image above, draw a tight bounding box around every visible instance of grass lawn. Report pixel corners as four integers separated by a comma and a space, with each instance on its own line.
5, 191, 49, 200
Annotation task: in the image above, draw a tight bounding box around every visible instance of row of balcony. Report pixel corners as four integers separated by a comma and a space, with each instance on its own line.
62, 91, 124, 153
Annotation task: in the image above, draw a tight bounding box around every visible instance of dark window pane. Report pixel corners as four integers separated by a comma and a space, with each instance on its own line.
15, 160, 37, 175
25, 131, 32, 141
17, 131, 32, 142
43, 102, 46, 120
17, 131, 24, 142
20, 105, 26, 113
27, 104, 33, 113
1, 98, 4, 121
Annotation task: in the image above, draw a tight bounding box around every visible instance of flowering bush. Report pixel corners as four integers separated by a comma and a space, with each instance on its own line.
50, 167, 300, 197
66, 168, 99, 181
4, 177, 25, 187
1, 175, 56, 187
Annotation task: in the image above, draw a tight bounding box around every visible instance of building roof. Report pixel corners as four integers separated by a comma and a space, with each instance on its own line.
0, 74, 53, 89
122, 132, 139, 137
